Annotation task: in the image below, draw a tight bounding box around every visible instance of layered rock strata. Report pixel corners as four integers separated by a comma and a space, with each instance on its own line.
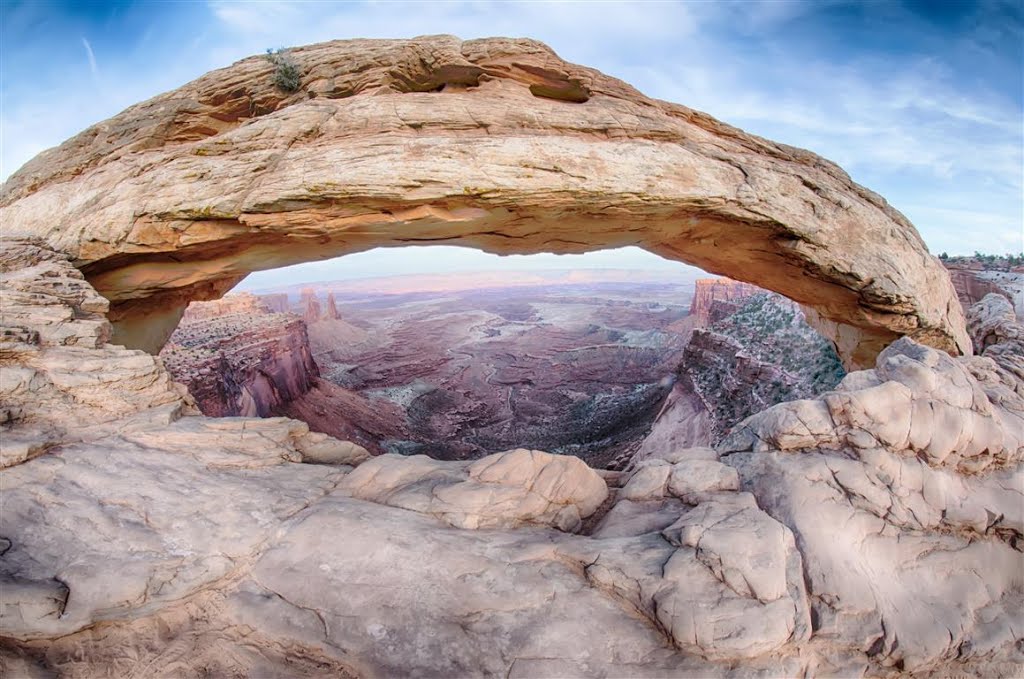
160, 296, 319, 417
0, 37, 968, 367
688, 277, 763, 326
1, 239, 1020, 678
635, 291, 845, 462
944, 260, 1024, 318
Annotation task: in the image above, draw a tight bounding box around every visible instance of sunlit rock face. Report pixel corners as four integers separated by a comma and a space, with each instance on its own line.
0, 36, 967, 368
633, 288, 845, 465
688, 278, 762, 326
943, 259, 1024, 317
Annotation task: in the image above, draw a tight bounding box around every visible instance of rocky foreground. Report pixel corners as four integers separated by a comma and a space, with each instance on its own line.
2, 243, 1022, 677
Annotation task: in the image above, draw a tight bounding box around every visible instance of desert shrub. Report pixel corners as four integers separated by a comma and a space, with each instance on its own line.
265, 48, 302, 93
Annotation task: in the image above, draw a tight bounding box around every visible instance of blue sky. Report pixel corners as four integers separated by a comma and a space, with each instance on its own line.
2, 1, 1021, 288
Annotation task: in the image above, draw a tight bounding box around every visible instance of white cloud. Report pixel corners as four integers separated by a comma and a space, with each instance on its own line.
80, 37, 99, 80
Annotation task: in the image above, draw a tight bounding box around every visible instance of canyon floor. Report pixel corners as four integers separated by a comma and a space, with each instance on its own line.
295, 277, 693, 466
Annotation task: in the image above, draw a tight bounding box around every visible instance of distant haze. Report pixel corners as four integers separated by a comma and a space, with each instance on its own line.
236, 246, 706, 292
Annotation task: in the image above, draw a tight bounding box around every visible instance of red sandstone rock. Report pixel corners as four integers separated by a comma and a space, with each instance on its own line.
160, 297, 319, 417
300, 288, 322, 325
324, 293, 342, 320
260, 293, 290, 314
688, 278, 763, 327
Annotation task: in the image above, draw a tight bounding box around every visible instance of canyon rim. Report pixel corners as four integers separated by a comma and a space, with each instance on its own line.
0, 33, 1022, 679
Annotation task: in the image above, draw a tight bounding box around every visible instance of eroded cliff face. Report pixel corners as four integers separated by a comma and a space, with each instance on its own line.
159, 293, 398, 454
1, 239, 1021, 678
160, 294, 319, 417
0, 36, 968, 368
635, 285, 844, 463
688, 278, 763, 326
943, 260, 1024, 318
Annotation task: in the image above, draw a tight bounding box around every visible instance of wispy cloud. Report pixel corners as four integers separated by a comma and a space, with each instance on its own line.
80, 37, 99, 80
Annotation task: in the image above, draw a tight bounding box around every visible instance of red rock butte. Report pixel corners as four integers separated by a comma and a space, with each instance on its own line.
0, 35, 968, 369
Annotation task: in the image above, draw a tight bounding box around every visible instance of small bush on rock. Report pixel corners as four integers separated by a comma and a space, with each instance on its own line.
265, 48, 301, 93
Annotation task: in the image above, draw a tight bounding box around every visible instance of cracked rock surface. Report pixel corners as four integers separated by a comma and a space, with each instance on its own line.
0, 238, 1021, 677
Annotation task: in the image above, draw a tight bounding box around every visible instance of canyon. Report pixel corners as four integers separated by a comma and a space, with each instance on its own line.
159, 272, 845, 468
0, 35, 1021, 679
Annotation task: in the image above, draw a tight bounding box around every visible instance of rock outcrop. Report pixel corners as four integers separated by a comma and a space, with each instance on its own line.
944, 260, 1024, 318
0, 240, 1021, 677
324, 292, 342, 320
0, 240, 190, 468
635, 291, 845, 462
688, 277, 763, 326
259, 292, 290, 313
0, 37, 968, 368
160, 296, 319, 417
299, 288, 322, 325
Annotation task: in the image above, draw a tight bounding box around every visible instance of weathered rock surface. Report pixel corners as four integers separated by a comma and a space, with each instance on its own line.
944, 258, 1024, 318
635, 291, 845, 463
160, 295, 319, 417
0, 239, 1021, 678
0, 36, 968, 367
688, 277, 762, 326
0, 241, 189, 465
341, 448, 609, 532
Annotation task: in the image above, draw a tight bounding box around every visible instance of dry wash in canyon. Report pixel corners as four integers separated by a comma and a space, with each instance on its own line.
0, 36, 1021, 678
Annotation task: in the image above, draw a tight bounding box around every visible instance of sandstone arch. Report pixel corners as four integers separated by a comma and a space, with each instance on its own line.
0, 36, 968, 368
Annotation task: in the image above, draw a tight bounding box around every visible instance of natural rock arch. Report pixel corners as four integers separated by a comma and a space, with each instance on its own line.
0, 36, 968, 369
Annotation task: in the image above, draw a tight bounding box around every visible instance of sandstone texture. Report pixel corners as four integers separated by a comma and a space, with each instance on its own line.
160, 294, 319, 417
161, 293, 401, 453
1, 238, 1021, 678
0, 36, 968, 367
687, 277, 762, 326
943, 257, 1024, 317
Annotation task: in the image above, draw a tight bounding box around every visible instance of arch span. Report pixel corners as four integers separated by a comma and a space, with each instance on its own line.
0, 36, 968, 369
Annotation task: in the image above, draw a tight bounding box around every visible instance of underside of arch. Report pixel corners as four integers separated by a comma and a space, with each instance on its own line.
0, 35, 969, 370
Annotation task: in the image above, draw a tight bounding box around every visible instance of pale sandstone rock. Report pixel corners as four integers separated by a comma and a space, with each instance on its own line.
667, 459, 741, 500
729, 449, 1024, 670
619, 461, 672, 500
968, 292, 1024, 353
341, 448, 608, 532
294, 431, 371, 465
722, 337, 1023, 472
0, 37, 967, 367
590, 498, 689, 539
